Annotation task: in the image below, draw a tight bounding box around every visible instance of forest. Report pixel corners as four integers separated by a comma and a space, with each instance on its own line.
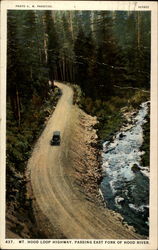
6, 10, 150, 236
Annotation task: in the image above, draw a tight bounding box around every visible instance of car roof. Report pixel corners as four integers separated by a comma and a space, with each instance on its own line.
53, 131, 60, 136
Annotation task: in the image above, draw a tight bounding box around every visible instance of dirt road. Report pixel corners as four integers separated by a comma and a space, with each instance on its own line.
28, 82, 141, 239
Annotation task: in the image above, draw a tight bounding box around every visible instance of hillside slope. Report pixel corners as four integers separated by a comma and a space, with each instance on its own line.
27, 82, 141, 239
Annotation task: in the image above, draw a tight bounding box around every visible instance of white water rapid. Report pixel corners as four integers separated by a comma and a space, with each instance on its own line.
101, 101, 150, 236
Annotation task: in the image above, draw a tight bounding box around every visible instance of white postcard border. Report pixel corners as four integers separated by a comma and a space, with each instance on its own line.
0, 1, 157, 249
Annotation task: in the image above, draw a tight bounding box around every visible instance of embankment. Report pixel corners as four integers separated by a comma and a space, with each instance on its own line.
6, 82, 143, 239
28, 105, 141, 239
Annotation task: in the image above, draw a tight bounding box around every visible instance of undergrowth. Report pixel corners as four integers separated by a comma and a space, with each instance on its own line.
72, 85, 150, 166
6, 87, 61, 238
80, 89, 149, 143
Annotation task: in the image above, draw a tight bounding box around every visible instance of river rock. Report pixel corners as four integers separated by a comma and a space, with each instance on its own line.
119, 132, 125, 139
131, 163, 140, 173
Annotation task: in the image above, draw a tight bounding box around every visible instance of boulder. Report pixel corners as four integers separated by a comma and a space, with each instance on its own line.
131, 164, 140, 173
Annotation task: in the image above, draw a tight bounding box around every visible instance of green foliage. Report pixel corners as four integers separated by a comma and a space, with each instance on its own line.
71, 84, 83, 104
6, 85, 61, 236
6, 10, 150, 234
45, 11, 60, 81
7, 10, 49, 125
7, 88, 60, 180
80, 95, 124, 142
129, 90, 150, 108
80, 89, 150, 146
7, 9, 151, 176
113, 11, 151, 89
6, 12, 63, 228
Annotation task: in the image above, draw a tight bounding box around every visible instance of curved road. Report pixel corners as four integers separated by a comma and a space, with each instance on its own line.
28, 82, 140, 239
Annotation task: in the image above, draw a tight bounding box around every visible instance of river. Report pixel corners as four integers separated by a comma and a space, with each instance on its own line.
100, 101, 150, 236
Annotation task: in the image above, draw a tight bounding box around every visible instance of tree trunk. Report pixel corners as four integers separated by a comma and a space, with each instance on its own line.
34, 12, 42, 63
69, 11, 74, 41
137, 12, 140, 49
59, 61, 64, 81
63, 57, 66, 81
42, 15, 48, 64
16, 88, 21, 127
91, 11, 95, 33
30, 66, 33, 80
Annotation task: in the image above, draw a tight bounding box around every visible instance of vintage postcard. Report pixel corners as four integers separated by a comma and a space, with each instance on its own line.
0, 1, 157, 249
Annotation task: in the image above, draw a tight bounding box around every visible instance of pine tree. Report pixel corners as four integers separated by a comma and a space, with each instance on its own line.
58, 13, 74, 82
45, 11, 60, 81
7, 10, 50, 126
122, 11, 151, 89
7, 11, 22, 125
94, 11, 123, 98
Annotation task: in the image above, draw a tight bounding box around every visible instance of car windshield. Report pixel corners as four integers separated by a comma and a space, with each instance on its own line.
53, 135, 59, 139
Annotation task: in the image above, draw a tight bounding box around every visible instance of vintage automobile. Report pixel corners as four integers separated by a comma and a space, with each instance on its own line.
50, 131, 61, 146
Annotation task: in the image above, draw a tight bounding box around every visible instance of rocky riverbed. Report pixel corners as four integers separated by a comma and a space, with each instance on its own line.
101, 101, 150, 237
